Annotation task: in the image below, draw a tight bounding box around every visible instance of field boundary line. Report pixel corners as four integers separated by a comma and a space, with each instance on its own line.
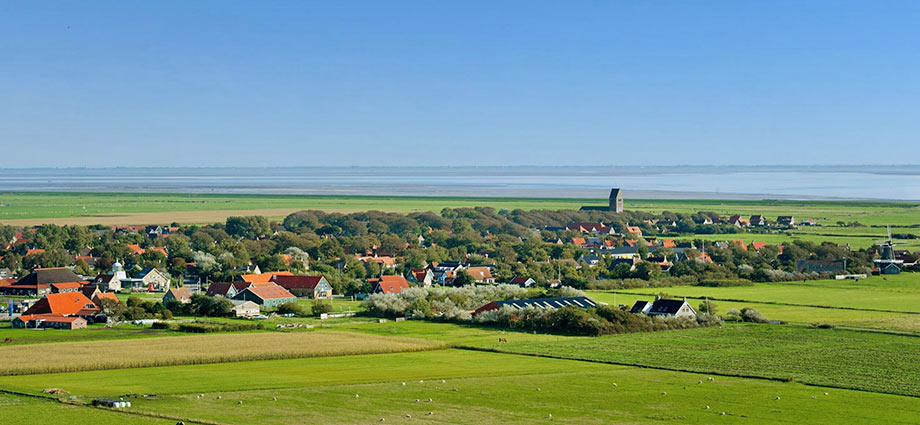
453, 345, 920, 400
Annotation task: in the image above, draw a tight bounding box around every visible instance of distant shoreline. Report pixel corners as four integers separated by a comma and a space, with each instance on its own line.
0, 166, 917, 201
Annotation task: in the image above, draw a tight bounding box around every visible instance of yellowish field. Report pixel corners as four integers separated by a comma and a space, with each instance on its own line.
0, 331, 444, 376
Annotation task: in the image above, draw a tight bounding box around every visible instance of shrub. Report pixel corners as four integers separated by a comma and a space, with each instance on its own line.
311, 300, 333, 317
740, 308, 770, 323
697, 279, 754, 287
277, 302, 306, 316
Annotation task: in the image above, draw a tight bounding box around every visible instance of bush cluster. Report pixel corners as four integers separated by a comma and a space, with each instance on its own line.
475, 305, 721, 336
153, 321, 263, 333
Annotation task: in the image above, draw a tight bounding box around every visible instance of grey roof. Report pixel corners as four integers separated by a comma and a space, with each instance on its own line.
17, 268, 82, 286
648, 299, 690, 315
494, 296, 597, 310
630, 300, 651, 314
609, 246, 639, 255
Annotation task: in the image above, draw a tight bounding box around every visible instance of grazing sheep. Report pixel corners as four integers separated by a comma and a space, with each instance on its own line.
537, 388, 541, 392
237, 401, 243, 405
708, 377, 714, 381
705, 406, 710, 409
775, 397, 780, 400
720, 412, 726, 416
697, 380, 702, 384
427, 412, 433, 415
661, 392, 667, 396
406, 414, 411, 418
419, 380, 424, 384
177, 422, 185, 425
355, 394, 360, 398
811, 396, 816, 399
427, 398, 432, 402
441, 380, 446, 383
415, 399, 420, 403
216, 396, 221, 400
824, 392, 829, 396
548, 414, 553, 419
402, 382, 406, 386
612, 383, 617, 387
272, 397, 277, 401
380, 418, 385, 422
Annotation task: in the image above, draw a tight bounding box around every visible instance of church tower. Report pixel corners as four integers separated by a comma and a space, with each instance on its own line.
609, 188, 623, 213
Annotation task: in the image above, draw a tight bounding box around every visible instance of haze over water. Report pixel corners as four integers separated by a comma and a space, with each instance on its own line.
1, 166, 917, 201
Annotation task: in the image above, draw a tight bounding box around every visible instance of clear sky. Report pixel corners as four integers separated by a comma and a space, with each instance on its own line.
1, 1, 918, 167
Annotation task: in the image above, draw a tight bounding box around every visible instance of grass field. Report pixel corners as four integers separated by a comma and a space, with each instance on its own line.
1, 191, 918, 227
0, 393, 175, 425
0, 331, 443, 376
475, 323, 920, 397
615, 274, 920, 314
2, 350, 919, 425
586, 291, 920, 333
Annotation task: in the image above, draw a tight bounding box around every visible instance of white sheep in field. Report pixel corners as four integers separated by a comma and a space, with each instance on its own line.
355, 394, 360, 398
237, 401, 243, 405
405, 414, 411, 418
427, 412, 433, 416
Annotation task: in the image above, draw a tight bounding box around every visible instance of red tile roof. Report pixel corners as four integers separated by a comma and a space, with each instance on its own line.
93, 292, 120, 304
751, 241, 767, 251
127, 244, 145, 255
370, 275, 410, 294
24, 292, 98, 316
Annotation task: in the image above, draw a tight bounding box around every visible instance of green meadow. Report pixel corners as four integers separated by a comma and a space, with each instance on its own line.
614, 274, 920, 313
3, 349, 919, 425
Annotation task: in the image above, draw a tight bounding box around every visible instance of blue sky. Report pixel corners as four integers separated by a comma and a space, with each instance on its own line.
1, 1, 918, 167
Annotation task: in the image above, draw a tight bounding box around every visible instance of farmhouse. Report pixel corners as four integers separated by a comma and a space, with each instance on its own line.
92, 291, 120, 306
777, 216, 795, 226
13, 314, 87, 330
508, 277, 536, 287
630, 300, 652, 314
465, 267, 495, 284
230, 300, 260, 318
408, 268, 434, 287
232, 283, 297, 308
749, 215, 767, 226
473, 296, 597, 316
133, 267, 170, 292
645, 298, 697, 319
270, 275, 333, 299
50, 281, 82, 293
370, 275, 411, 294
206, 282, 251, 298
23, 292, 100, 319
163, 287, 192, 304
0, 267, 85, 296
238, 271, 293, 284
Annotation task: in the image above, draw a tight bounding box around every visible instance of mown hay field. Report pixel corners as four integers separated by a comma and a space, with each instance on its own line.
0, 331, 444, 376
2, 350, 918, 425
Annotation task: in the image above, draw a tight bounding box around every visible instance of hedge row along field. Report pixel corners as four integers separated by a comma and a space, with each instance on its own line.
483, 323, 920, 397
0, 331, 445, 376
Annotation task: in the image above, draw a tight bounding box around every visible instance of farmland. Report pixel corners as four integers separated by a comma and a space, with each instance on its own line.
0, 331, 442, 375
2, 349, 919, 425
613, 274, 920, 314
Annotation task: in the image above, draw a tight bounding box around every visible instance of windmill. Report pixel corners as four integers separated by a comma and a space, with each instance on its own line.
873, 225, 903, 275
